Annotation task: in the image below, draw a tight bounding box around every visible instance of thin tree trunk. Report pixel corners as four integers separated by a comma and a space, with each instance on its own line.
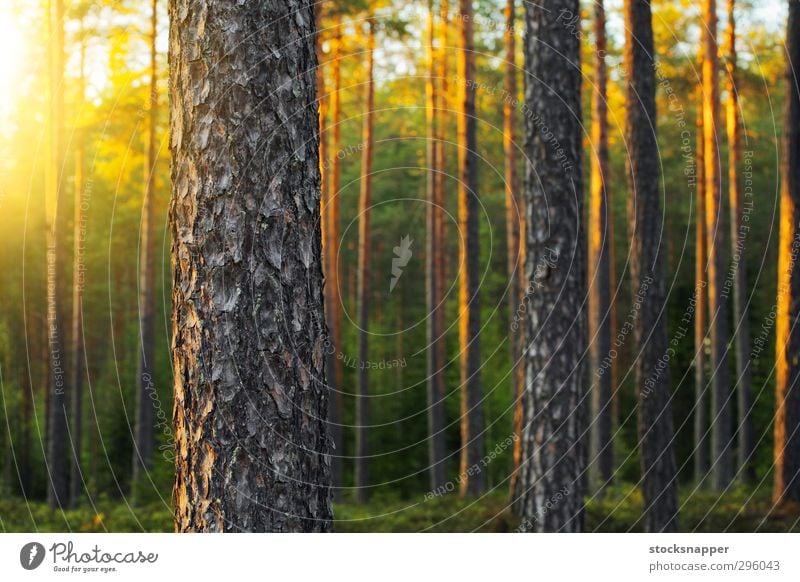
625, 0, 678, 532
457, 0, 485, 498
703, 0, 734, 490
133, 0, 158, 494
70, 19, 86, 506
515, 0, 584, 532
725, 0, 755, 483
355, 16, 375, 504
588, 0, 613, 491
774, 0, 800, 506
426, 0, 446, 492
694, 80, 710, 485
170, 0, 332, 531
504, 0, 526, 500
46, 0, 70, 510
435, 0, 448, 432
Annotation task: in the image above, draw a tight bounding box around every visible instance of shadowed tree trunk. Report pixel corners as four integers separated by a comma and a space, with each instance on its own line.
625, 0, 678, 532
355, 16, 376, 504
457, 0, 485, 498
70, 16, 87, 506
514, 0, 585, 532
725, 0, 755, 483
325, 12, 345, 504
46, 0, 70, 510
170, 0, 332, 532
588, 0, 613, 491
694, 79, 710, 486
425, 0, 446, 492
132, 0, 158, 495
774, 0, 800, 506
703, 0, 734, 491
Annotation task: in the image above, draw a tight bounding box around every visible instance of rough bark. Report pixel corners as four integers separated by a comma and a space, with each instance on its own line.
625, 0, 679, 532
170, 0, 332, 532
515, 0, 585, 532
588, 0, 613, 491
46, 0, 70, 510
457, 0, 485, 498
133, 0, 158, 493
774, 0, 800, 506
70, 20, 86, 506
694, 81, 710, 485
702, 0, 734, 491
355, 16, 375, 504
425, 0, 446, 492
724, 0, 755, 483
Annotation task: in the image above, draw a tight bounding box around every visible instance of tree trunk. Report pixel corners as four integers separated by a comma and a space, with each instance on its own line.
703, 0, 734, 491
457, 0, 485, 498
504, 0, 526, 500
694, 80, 710, 486
325, 15, 344, 501
588, 0, 613, 491
774, 0, 800, 506
170, 0, 332, 532
355, 16, 375, 504
46, 0, 70, 510
132, 0, 158, 494
426, 0, 446, 492
435, 0, 448, 446
515, 0, 584, 532
725, 0, 755, 483
625, 0, 679, 532
70, 19, 87, 506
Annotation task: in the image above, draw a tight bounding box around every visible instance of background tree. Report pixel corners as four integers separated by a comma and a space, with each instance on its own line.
46, 0, 70, 510
774, 0, 800, 506
425, 0, 446, 492
724, 0, 755, 483
514, 0, 585, 532
625, 0, 679, 532
588, 0, 613, 491
132, 0, 159, 495
170, 0, 332, 531
355, 15, 376, 504
457, 0, 485, 498
703, 0, 734, 491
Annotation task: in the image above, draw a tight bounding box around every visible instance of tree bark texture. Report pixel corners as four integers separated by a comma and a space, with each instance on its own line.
170, 0, 332, 532
515, 0, 585, 532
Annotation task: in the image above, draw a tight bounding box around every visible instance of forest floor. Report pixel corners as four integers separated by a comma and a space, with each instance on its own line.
1, 485, 798, 532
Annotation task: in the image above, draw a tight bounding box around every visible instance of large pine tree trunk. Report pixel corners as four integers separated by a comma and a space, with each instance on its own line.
703, 0, 734, 491
355, 16, 376, 504
774, 0, 800, 506
694, 81, 710, 485
170, 0, 332, 532
588, 0, 613, 491
46, 0, 70, 510
425, 0, 446, 492
325, 13, 344, 504
624, 0, 678, 532
133, 0, 158, 493
70, 21, 87, 506
457, 0, 485, 498
725, 0, 755, 483
515, 0, 585, 532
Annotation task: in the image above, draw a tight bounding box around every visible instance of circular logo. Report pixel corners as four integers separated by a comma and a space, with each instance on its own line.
19, 542, 45, 570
